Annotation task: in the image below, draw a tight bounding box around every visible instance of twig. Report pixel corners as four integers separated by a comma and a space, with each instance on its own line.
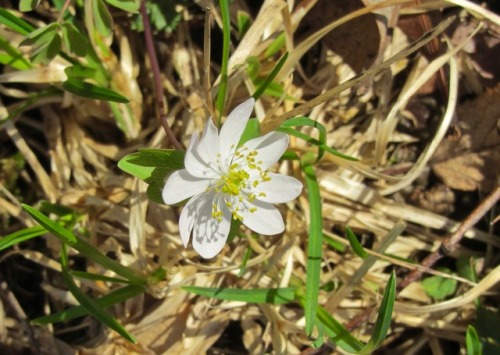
344, 185, 500, 331
140, 0, 183, 150
203, 7, 214, 119
57, 0, 72, 23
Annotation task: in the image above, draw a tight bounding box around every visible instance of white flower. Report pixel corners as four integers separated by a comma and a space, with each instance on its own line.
163, 98, 303, 259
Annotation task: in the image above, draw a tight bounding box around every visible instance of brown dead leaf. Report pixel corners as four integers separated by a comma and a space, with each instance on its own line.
300, 0, 381, 73
432, 85, 500, 191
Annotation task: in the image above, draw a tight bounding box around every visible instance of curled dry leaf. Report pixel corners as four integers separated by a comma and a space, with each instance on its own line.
432, 85, 500, 191
300, 0, 381, 73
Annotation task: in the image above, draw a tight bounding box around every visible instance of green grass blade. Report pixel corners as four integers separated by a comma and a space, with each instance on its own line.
317, 306, 364, 352
359, 271, 396, 354
71, 271, 130, 284
0, 226, 46, 251
22, 204, 77, 244
0, 8, 35, 35
281, 116, 326, 161
70, 236, 146, 285
59, 245, 137, 343
296, 293, 363, 353
215, 0, 231, 125
0, 89, 60, 125
323, 234, 346, 252
182, 286, 296, 305
303, 164, 322, 335
252, 52, 288, 101
62, 79, 129, 103
278, 126, 358, 161
466, 325, 482, 355
22, 204, 146, 285
32, 285, 144, 324
345, 226, 368, 259
0, 35, 32, 70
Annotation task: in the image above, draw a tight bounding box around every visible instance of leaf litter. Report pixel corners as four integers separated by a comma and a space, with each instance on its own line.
0, 0, 499, 354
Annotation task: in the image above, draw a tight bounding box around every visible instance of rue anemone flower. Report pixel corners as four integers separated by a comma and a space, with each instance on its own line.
163, 98, 303, 258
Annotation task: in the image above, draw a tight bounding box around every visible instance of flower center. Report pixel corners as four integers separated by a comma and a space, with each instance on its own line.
221, 167, 249, 196
209, 146, 272, 222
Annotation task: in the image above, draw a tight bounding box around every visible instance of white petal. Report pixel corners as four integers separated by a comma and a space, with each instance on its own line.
162, 169, 211, 205
194, 118, 220, 169
240, 200, 284, 235
219, 98, 255, 163
191, 194, 232, 258
184, 131, 219, 179
178, 192, 206, 247
244, 132, 289, 170
254, 173, 303, 203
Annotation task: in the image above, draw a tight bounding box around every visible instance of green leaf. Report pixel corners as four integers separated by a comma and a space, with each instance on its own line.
237, 11, 251, 38
345, 226, 368, 259
133, 1, 183, 33
22, 204, 146, 285
246, 56, 260, 80
118, 149, 185, 181
118, 149, 185, 204
466, 325, 482, 355
32, 285, 144, 324
62, 79, 129, 103
59, 245, 137, 343
20, 23, 63, 64
148, 267, 166, 284
182, 286, 296, 305
93, 0, 113, 38
0, 226, 46, 251
359, 272, 396, 354
474, 308, 500, 353
19, 23, 59, 47
457, 257, 478, 283
303, 164, 322, 335
64, 65, 98, 81
61, 23, 88, 57
238, 119, 261, 146
105, 0, 140, 13
19, 0, 41, 12
422, 270, 457, 300
264, 32, 285, 58
0, 8, 35, 35
30, 32, 62, 64
252, 52, 288, 101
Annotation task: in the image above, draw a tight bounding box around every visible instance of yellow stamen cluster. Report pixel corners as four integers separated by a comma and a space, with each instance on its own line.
208, 145, 272, 222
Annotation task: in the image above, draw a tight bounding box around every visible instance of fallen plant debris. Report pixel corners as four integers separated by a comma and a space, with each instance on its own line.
0, 0, 499, 354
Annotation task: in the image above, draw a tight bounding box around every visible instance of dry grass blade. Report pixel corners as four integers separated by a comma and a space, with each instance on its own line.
261, 16, 455, 132
0, 0, 499, 353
